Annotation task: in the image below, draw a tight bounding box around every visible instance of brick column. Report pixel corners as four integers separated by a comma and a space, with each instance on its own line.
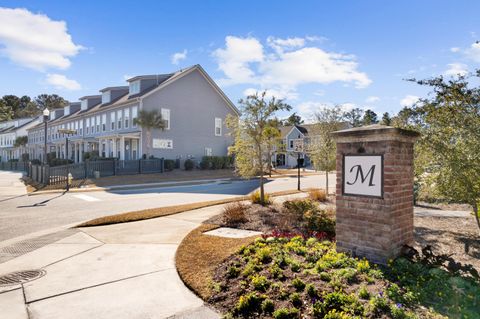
331, 125, 420, 263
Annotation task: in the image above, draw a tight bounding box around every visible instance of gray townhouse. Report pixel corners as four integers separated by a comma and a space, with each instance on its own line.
26, 65, 239, 164
0, 117, 41, 162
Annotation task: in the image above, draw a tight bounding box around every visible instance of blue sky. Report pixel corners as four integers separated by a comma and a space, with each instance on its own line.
1, 0, 480, 120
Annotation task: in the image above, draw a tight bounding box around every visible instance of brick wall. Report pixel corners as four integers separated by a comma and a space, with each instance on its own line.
335, 138, 415, 264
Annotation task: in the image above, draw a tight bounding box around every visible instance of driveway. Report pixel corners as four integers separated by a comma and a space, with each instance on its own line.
0, 202, 234, 319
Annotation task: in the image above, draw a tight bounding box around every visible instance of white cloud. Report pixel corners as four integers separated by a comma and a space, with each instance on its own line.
465, 42, 480, 62
450, 47, 460, 53
400, 95, 420, 107
171, 49, 187, 65
243, 87, 298, 101
0, 7, 82, 71
123, 74, 132, 81
444, 63, 468, 77
365, 96, 380, 103
213, 35, 371, 99
45, 73, 81, 90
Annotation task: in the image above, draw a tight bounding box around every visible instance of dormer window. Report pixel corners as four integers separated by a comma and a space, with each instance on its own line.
129, 81, 140, 95
102, 91, 111, 104
81, 100, 88, 110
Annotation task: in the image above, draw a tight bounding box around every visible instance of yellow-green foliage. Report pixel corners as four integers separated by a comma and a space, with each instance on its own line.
250, 191, 271, 205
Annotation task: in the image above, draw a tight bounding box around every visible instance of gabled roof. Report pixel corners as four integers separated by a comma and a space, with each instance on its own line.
280, 124, 316, 138
99, 86, 128, 93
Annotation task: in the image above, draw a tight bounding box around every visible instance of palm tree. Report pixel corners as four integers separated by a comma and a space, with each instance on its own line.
134, 110, 166, 158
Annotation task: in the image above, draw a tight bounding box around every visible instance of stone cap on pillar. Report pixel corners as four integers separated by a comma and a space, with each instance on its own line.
330, 124, 420, 143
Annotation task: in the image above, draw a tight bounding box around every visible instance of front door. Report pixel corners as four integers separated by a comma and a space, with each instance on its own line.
125, 140, 131, 160
277, 154, 286, 166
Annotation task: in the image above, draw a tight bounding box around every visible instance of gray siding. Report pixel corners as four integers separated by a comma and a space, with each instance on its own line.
142, 69, 236, 160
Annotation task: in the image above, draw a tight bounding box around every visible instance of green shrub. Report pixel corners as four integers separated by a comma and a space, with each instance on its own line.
269, 264, 284, 279
251, 274, 270, 292
273, 307, 299, 319
291, 277, 305, 291
290, 292, 302, 307
319, 271, 331, 281
227, 265, 240, 278
184, 159, 194, 170
235, 292, 265, 316
256, 247, 273, 264
164, 159, 175, 171
358, 285, 370, 299
356, 259, 370, 273
323, 309, 352, 319
262, 298, 275, 314
306, 283, 318, 298
250, 191, 271, 206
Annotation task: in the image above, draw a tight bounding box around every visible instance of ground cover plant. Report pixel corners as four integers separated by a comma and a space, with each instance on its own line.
209, 235, 480, 318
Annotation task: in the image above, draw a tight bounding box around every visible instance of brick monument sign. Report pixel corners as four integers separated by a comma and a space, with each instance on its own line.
331, 125, 420, 263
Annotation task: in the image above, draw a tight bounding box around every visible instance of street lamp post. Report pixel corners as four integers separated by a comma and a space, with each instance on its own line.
43, 108, 50, 165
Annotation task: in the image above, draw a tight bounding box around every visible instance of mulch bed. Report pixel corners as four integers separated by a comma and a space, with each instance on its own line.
414, 214, 480, 272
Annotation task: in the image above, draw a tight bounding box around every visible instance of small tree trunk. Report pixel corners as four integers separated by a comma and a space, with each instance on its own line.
325, 170, 329, 195
473, 202, 480, 234
146, 129, 151, 158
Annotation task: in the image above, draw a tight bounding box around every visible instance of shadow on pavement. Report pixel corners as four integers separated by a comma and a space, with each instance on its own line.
17, 191, 67, 208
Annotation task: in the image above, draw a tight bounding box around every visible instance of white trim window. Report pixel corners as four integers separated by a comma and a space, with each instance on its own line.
86, 118, 90, 134
102, 91, 111, 104
102, 114, 107, 132
205, 147, 212, 156
110, 112, 115, 130
129, 81, 140, 95
161, 108, 170, 130
124, 108, 130, 128
74, 121, 78, 135
96, 115, 100, 133
117, 110, 122, 129
215, 118, 222, 136
79, 121, 83, 136
132, 106, 138, 127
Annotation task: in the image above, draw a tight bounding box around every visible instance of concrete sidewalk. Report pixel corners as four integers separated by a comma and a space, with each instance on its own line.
0, 204, 229, 319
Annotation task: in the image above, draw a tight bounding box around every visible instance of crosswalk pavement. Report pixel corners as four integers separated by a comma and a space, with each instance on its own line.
73, 194, 101, 202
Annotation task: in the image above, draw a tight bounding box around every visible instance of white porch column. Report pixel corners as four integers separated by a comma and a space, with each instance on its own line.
112, 138, 117, 159
120, 136, 125, 161
106, 139, 111, 158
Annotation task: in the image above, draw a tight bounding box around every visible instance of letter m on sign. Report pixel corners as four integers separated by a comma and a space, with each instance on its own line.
343, 155, 383, 197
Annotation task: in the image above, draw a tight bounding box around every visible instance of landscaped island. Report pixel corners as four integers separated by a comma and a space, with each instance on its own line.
177, 191, 479, 318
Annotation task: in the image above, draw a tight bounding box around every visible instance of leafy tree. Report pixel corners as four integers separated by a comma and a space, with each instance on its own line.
362, 109, 378, 125
133, 110, 166, 157
0, 99, 14, 121
307, 105, 345, 195
1, 95, 21, 117
226, 91, 291, 204
263, 119, 281, 177
282, 112, 304, 126
380, 112, 392, 126
342, 107, 364, 127
14, 136, 28, 147
34, 94, 68, 111
407, 73, 480, 232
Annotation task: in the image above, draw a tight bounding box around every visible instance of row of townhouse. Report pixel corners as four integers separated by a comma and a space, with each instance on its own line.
25, 65, 239, 164
0, 117, 41, 162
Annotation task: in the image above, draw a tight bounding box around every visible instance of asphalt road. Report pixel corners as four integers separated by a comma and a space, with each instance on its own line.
0, 171, 335, 243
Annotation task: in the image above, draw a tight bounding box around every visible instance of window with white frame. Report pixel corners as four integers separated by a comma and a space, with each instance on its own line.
132, 106, 138, 127
161, 108, 170, 130
102, 91, 111, 104
75, 121, 78, 135
110, 112, 115, 130
96, 115, 100, 132
81, 100, 88, 110
117, 110, 122, 129
124, 108, 130, 128
86, 118, 90, 134
79, 121, 83, 136
215, 118, 222, 136
102, 114, 107, 132
129, 81, 140, 95
205, 147, 212, 156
